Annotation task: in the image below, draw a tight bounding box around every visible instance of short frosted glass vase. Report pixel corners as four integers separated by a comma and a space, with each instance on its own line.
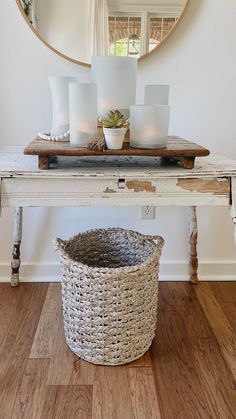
130, 105, 170, 149
91, 56, 137, 119
69, 83, 97, 148
144, 85, 169, 106
48, 76, 77, 136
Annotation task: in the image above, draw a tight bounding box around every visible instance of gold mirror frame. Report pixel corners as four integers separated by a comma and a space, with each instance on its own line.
16, 0, 190, 68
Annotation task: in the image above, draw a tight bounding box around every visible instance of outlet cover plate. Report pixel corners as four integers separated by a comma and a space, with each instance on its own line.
140, 205, 156, 220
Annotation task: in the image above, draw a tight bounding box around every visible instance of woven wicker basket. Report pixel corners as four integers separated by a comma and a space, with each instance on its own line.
54, 228, 164, 366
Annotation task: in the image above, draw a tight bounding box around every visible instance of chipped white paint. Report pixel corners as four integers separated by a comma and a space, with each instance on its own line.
230, 177, 236, 243
1, 147, 236, 178
1, 176, 231, 207
11, 207, 23, 287
1, 147, 236, 286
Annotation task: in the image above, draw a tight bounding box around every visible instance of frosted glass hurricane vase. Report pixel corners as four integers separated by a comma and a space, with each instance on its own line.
69, 83, 97, 147
130, 105, 170, 149
145, 85, 169, 106
91, 56, 137, 119
48, 76, 76, 136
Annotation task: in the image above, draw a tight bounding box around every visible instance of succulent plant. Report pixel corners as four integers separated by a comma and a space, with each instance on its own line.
103, 110, 127, 129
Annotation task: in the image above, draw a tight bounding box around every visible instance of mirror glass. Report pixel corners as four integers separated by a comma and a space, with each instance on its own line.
18, 0, 188, 65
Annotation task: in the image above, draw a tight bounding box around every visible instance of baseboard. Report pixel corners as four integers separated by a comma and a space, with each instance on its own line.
160, 261, 236, 281
0, 261, 235, 282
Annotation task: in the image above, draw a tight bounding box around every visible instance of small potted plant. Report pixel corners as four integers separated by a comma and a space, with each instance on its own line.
103, 110, 128, 150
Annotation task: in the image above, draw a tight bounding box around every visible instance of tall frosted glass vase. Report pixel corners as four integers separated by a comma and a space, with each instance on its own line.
91, 56, 137, 119
69, 83, 97, 147
145, 85, 169, 106
130, 105, 170, 149
48, 76, 77, 136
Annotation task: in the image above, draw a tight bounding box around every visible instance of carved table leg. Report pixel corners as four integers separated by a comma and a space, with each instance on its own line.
188, 206, 198, 284
230, 177, 236, 243
11, 207, 23, 287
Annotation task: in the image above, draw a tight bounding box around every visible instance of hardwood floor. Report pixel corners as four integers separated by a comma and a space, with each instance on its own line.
0, 282, 235, 419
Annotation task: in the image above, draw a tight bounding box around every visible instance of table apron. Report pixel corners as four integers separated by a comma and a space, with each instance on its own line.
0, 176, 230, 207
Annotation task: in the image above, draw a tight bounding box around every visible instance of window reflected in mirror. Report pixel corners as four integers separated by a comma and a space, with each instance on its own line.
108, 13, 178, 58
109, 16, 142, 57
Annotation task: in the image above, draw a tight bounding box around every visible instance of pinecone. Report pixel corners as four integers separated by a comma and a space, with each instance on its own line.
87, 137, 106, 152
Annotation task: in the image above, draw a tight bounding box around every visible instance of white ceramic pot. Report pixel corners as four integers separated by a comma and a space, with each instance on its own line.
103, 127, 127, 150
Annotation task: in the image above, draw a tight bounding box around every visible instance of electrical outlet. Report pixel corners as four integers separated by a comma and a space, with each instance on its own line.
140, 205, 156, 220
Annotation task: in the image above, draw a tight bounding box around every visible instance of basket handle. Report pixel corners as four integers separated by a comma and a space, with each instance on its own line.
142, 234, 164, 250
53, 238, 67, 252
127, 229, 163, 242
141, 234, 162, 241
125, 229, 164, 252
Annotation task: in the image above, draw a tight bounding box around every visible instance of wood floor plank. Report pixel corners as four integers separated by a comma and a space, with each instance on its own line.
0, 284, 21, 344
45, 312, 95, 385
164, 282, 236, 419
195, 283, 236, 380
128, 367, 161, 419
0, 283, 48, 419
43, 287, 94, 385
128, 351, 152, 367
207, 282, 236, 303
220, 302, 236, 329
92, 366, 134, 419
11, 359, 50, 419
47, 341, 95, 386
30, 284, 94, 385
41, 385, 93, 419
150, 283, 212, 419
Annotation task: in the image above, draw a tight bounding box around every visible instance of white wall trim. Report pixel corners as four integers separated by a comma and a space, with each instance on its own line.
0, 261, 235, 282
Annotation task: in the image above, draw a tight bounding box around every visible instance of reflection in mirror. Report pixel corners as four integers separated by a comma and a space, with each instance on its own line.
19, 0, 188, 65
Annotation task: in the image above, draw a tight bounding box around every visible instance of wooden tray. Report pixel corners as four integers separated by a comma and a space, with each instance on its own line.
24, 134, 210, 170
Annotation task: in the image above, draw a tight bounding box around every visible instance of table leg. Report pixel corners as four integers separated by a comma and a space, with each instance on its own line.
188, 206, 198, 284
11, 207, 23, 287
38, 156, 50, 170
230, 177, 236, 243
180, 157, 195, 169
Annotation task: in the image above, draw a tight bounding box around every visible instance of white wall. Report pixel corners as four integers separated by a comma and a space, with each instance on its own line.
0, 0, 236, 282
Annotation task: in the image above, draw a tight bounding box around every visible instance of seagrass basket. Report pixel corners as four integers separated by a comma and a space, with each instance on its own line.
54, 228, 164, 366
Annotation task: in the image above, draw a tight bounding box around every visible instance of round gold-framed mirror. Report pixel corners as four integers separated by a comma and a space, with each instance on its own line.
16, 0, 190, 67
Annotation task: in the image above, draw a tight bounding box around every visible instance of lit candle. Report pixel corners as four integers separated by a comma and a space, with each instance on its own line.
130, 105, 170, 149
69, 83, 97, 147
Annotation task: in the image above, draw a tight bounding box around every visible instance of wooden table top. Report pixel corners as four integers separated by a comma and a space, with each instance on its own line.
24, 136, 210, 158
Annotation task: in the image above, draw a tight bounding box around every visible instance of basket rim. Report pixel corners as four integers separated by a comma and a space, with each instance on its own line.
54, 227, 164, 274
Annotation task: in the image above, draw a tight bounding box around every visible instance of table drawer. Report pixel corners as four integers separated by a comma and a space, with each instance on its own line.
1, 176, 230, 207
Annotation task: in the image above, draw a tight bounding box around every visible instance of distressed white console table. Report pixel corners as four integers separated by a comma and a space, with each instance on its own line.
0, 147, 236, 287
